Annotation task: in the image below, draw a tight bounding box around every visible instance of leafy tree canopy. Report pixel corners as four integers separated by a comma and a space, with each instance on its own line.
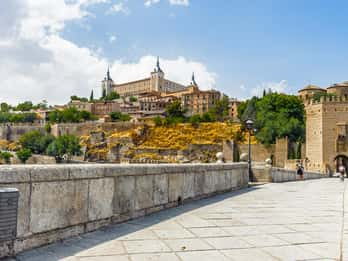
165, 100, 187, 119
47, 135, 82, 161
14, 101, 34, 111
16, 149, 32, 163
19, 131, 55, 154
48, 107, 97, 123
129, 96, 137, 102
0, 112, 37, 123
0, 103, 11, 112
238, 93, 305, 145
70, 95, 88, 102
109, 112, 131, 122
103, 91, 120, 101
209, 96, 229, 122
0, 151, 13, 164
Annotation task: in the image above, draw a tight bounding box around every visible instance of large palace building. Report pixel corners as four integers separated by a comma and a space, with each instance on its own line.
101, 57, 186, 97
299, 81, 348, 174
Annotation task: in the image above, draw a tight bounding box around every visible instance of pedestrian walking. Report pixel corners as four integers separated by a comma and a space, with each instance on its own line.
338, 164, 345, 181
296, 160, 304, 180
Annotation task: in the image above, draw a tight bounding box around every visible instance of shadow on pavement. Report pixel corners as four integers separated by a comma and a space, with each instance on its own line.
15, 186, 261, 261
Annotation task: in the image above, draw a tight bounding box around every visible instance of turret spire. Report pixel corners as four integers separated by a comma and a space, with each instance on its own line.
156, 56, 163, 72
191, 72, 197, 86
107, 65, 111, 80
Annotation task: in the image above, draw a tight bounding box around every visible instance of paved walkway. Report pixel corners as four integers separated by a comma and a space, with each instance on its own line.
16, 179, 348, 261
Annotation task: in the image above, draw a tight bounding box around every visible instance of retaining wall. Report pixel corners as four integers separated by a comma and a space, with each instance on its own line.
0, 163, 248, 257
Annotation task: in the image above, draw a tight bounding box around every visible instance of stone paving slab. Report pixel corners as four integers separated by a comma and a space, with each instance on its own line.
15, 178, 348, 261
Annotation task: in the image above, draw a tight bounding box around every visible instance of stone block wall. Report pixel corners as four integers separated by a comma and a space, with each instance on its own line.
271, 167, 325, 182
0, 163, 248, 258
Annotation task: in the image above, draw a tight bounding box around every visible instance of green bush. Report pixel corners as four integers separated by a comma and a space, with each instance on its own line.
47, 135, 82, 161
109, 112, 131, 122
48, 107, 97, 123
19, 131, 55, 154
0, 151, 13, 164
153, 116, 162, 126
129, 96, 137, 102
44, 123, 51, 133
16, 149, 32, 163
103, 91, 120, 101
189, 114, 201, 127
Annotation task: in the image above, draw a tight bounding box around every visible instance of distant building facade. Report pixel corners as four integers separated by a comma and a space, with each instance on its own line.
299, 81, 348, 174
69, 100, 120, 116
99, 61, 221, 117
229, 98, 241, 121
101, 57, 186, 97
181, 75, 221, 116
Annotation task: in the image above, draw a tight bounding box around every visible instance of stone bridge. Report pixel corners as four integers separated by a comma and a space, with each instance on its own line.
11, 178, 348, 261
0, 164, 335, 260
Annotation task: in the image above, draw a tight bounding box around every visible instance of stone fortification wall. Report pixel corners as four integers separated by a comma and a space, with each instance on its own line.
0, 163, 248, 258
0, 122, 145, 141
51, 122, 144, 137
0, 124, 45, 141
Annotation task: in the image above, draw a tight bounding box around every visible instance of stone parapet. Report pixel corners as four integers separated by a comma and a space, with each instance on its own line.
0, 163, 248, 258
271, 167, 326, 182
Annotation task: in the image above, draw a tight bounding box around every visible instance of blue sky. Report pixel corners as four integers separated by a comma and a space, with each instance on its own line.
65, 0, 348, 97
1, 0, 348, 104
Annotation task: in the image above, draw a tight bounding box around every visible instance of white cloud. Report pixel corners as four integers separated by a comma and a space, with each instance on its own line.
145, 0, 189, 7
144, 0, 160, 7
251, 80, 288, 97
0, 1, 216, 105
106, 2, 130, 15
169, 0, 189, 6
108, 34, 117, 43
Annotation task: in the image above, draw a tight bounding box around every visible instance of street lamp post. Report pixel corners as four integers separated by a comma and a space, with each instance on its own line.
245, 119, 254, 182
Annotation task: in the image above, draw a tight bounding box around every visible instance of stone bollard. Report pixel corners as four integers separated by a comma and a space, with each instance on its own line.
216, 152, 224, 163
240, 153, 248, 162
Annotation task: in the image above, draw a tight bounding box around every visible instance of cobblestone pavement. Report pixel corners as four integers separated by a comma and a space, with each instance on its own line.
15, 179, 348, 261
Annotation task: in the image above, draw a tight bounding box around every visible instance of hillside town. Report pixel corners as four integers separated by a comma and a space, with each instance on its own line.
0, 57, 347, 177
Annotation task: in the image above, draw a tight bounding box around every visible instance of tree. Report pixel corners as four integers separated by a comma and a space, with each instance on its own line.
90, 90, 94, 102
104, 91, 120, 101
165, 100, 187, 119
15, 101, 34, 111
0, 103, 10, 112
44, 123, 51, 133
238, 93, 305, 146
209, 96, 229, 122
48, 108, 97, 123
19, 131, 55, 154
0, 152, 13, 164
153, 116, 162, 126
70, 95, 88, 102
109, 112, 131, 122
189, 114, 201, 127
129, 96, 137, 102
201, 112, 215, 122
47, 135, 81, 161
16, 149, 32, 164
37, 100, 48, 109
